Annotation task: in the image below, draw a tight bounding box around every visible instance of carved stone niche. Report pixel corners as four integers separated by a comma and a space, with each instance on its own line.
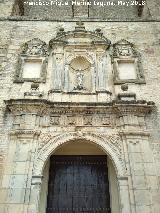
14, 38, 48, 83
49, 22, 111, 94
112, 39, 145, 84
67, 55, 93, 93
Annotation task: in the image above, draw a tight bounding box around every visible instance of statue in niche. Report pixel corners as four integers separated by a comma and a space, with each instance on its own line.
75, 71, 84, 90
70, 56, 90, 91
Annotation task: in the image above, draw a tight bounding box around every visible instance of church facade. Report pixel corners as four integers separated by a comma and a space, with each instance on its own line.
0, 1, 160, 213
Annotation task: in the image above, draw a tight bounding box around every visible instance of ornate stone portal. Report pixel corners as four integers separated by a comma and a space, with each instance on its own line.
5, 97, 155, 213
1, 22, 158, 213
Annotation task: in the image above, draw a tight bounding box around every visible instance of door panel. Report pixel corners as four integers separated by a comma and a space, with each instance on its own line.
46, 156, 111, 213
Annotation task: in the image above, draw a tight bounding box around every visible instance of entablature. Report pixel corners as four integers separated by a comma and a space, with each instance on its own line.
5, 99, 154, 114
5, 99, 155, 130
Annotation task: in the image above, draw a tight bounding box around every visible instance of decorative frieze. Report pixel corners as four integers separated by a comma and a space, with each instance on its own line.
5, 99, 155, 130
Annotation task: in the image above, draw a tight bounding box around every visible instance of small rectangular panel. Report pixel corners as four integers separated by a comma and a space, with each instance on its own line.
23, 60, 41, 79
118, 61, 137, 80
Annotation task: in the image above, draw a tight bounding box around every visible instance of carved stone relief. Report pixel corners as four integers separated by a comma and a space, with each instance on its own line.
38, 132, 61, 152
112, 39, 138, 58
48, 113, 113, 127
21, 38, 48, 57
5, 99, 155, 131
50, 116, 60, 126
67, 115, 76, 125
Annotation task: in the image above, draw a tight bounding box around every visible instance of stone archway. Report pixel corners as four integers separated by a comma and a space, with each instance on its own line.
29, 131, 132, 213
39, 139, 121, 213
33, 132, 125, 177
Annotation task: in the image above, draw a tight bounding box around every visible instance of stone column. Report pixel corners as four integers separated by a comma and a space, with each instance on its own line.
116, 102, 155, 213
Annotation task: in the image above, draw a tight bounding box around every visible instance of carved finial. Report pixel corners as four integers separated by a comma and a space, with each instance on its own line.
59, 27, 64, 32
56, 27, 65, 36
95, 28, 103, 36
75, 21, 85, 31
76, 21, 84, 27
31, 83, 39, 91
95, 28, 101, 33
121, 83, 128, 91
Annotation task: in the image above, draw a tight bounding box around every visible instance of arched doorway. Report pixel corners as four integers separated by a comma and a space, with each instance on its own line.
39, 139, 120, 213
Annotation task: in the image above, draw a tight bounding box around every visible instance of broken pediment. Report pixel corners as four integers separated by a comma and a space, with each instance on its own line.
49, 22, 111, 48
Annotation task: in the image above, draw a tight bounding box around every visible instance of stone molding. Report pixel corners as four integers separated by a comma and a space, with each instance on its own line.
119, 130, 150, 137
5, 99, 155, 115
9, 130, 41, 138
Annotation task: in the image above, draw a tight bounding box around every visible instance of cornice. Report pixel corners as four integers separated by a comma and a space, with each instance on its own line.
0, 17, 159, 22
119, 130, 150, 137
4, 99, 155, 116
9, 130, 41, 137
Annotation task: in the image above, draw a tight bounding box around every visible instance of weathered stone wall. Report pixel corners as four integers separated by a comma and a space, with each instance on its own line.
0, 0, 160, 20
0, 20, 159, 213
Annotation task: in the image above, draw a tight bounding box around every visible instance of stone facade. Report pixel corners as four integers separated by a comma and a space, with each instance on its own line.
0, 1, 160, 213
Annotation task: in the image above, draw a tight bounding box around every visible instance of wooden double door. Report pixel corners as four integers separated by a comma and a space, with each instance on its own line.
46, 156, 111, 213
